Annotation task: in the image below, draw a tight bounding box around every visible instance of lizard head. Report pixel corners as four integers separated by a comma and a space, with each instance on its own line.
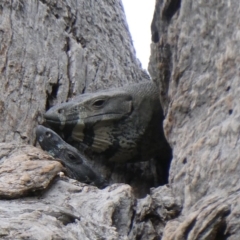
36, 125, 108, 188
44, 90, 133, 152
43, 82, 166, 163
44, 90, 132, 125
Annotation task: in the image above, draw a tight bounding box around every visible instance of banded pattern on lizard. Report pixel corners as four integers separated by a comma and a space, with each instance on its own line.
36, 125, 107, 188
44, 82, 171, 171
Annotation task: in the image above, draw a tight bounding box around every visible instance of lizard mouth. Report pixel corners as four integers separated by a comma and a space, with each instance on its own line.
44, 112, 61, 122
84, 112, 128, 119
44, 112, 79, 125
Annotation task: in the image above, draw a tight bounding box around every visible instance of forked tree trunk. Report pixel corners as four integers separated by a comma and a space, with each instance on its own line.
1, 0, 239, 239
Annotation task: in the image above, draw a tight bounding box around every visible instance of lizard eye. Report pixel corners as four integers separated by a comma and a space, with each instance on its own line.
67, 152, 83, 164
68, 153, 76, 160
93, 99, 105, 107
58, 108, 64, 114
45, 131, 52, 138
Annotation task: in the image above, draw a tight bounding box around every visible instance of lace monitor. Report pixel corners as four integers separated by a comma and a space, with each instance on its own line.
44, 82, 172, 182
36, 125, 107, 188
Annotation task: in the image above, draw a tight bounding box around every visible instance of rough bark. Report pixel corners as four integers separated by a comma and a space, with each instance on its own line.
0, 0, 155, 239
0, 143, 63, 199
1, 0, 238, 239
0, 0, 148, 145
149, 0, 240, 239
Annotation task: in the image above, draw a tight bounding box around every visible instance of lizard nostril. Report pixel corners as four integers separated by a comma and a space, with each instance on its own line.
46, 131, 52, 138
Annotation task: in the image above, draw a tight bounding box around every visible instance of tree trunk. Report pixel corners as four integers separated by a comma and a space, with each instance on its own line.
149, 0, 240, 239
0, 0, 147, 145
1, 0, 238, 239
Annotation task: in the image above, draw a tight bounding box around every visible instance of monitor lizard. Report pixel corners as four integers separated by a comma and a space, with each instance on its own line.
36, 125, 107, 188
43, 81, 172, 176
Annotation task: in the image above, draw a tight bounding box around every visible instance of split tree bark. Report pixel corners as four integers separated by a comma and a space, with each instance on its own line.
1, 0, 239, 239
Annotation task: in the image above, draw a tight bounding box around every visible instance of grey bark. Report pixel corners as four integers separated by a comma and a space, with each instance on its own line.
149, 0, 240, 239
1, 0, 238, 239
0, 0, 160, 239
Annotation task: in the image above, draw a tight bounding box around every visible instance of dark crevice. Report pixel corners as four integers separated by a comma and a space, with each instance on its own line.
64, 37, 74, 99
151, 0, 161, 43
128, 203, 136, 235
151, 0, 181, 42
143, 213, 161, 224
215, 220, 231, 240
228, 109, 233, 115
136, 235, 141, 240
51, 82, 60, 99
45, 78, 61, 111
81, 86, 86, 94
39, 0, 46, 4
156, 147, 172, 186
45, 97, 50, 111
155, 115, 173, 187
152, 31, 159, 43
162, 0, 181, 22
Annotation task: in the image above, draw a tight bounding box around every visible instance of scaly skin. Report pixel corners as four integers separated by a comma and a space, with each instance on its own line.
44, 82, 171, 173
36, 125, 107, 189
